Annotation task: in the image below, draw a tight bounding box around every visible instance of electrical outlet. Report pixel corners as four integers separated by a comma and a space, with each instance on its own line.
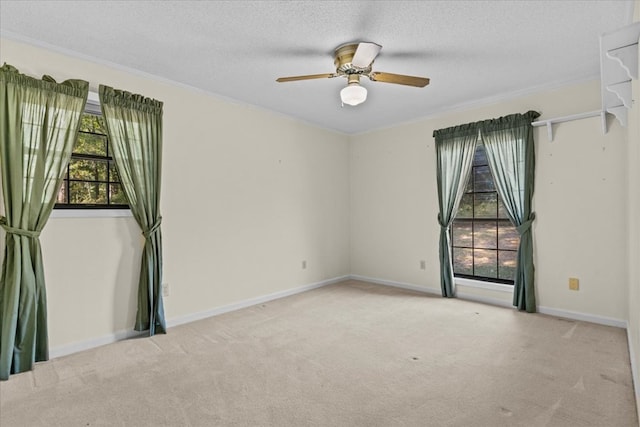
569, 278, 579, 291
162, 282, 170, 297
420, 260, 426, 270
302, 260, 307, 270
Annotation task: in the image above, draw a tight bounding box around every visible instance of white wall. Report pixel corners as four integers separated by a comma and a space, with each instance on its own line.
350, 80, 629, 322
628, 75, 640, 423
0, 38, 351, 350
626, 0, 640, 415
0, 34, 637, 403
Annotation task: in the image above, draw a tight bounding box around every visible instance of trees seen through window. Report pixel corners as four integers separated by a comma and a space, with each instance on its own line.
56, 113, 127, 208
451, 143, 519, 284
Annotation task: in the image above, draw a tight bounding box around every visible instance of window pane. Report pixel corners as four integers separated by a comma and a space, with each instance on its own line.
453, 248, 473, 275
69, 182, 107, 204
498, 198, 510, 219
464, 173, 473, 193
110, 183, 128, 205
499, 250, 517, 281
75, 133, 107, 156
451, 144, 516, 284
474, 249, 497, 278
57, 181, 68, 203
473, 143, 488, 166
109, 161, 120, 182
70, 158, 108, 181
473, 166, 495, 192
452, 221, 472, 247
80, 114, 107, 134
474, 192, 497, 218
56, 112, 127, 209
498, 220, 520, 250
474, 220, 497, 249
457, 193, 473, 218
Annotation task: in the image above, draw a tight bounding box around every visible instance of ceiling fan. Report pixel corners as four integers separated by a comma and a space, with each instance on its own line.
276, 42, 430, 106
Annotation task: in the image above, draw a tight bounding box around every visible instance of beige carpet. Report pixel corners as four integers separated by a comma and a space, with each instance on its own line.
0, 280, 637, 426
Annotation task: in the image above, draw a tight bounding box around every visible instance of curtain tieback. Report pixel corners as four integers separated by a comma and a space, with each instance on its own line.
142, 217, 162, 239
437, 213, 449, 230
516, 212, 536, 235
0, 216, 40, 238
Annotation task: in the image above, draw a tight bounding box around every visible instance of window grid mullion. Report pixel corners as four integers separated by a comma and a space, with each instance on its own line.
495, 185, 500, 279
65, 164, 70, 204
106, 142, 111, 206
108, 141, 112, 206
471, 164, 476, 277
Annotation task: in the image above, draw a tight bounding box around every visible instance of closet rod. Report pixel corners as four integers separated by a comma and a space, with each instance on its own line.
531, 110, 606, 141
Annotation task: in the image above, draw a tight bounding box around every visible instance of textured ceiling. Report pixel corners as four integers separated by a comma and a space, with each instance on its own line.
0, 0, 634, 134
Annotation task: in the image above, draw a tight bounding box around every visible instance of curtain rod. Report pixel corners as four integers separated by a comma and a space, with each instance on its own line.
531, 110, 606, 141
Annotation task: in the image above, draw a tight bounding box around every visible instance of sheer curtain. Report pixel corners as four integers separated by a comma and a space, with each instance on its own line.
433, 124, 479, 297
99, 85, 166, 335
0, 64, 88, 380
481, 111, 539, 312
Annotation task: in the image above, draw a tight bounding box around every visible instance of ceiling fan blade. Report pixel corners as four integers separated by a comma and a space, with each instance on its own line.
368, 72, 430, 87
351, 42, 382, 68
276, 73, 337, 82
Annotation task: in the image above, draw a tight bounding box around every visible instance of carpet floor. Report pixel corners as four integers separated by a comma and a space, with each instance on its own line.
0, 280, 638, 426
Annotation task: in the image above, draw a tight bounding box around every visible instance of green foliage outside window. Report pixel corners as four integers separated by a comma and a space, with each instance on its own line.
56, 113, 128, 207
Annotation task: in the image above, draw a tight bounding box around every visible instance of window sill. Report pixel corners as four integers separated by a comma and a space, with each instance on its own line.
50, 209, 132, 219
454, 277, 513, 293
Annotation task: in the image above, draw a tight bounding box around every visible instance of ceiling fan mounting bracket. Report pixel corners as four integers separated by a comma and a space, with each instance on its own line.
347, 74, 361, 84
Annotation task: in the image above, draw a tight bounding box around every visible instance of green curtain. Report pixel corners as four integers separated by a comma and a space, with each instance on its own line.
481, 111, 540, 312
0, 64, 88, 380
99, 85, 166, 335
433, 124, 479, 297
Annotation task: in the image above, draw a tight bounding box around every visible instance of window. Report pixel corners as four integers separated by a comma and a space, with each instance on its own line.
451, 142, 519, 284
55, 111, 128, 209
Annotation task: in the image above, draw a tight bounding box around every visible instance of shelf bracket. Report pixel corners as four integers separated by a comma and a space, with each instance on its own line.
606, 44, 639, 80
600, 22, 640, 128
545, 122, 553, 142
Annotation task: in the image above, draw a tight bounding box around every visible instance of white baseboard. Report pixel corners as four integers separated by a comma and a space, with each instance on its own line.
49, 274, 631, 367
49, 328, 146, 359
350, 275, 628, 329
49, 275, 348, 360
348, 274, 441, 295
166, 275, 349, 328
351, 274, 513, 308
626, 321, 640, 420
454, 292, 513, 308
537, 306, 626, 328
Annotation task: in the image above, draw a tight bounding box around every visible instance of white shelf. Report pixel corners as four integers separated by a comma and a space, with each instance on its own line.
532, 110, 605, 142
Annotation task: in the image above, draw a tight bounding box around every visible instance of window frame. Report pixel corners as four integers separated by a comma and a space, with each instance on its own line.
450, 142, 519, 285
54, 96, 129, 211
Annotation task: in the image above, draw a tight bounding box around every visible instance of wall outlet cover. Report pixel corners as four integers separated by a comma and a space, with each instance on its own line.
569, 278, 579, 291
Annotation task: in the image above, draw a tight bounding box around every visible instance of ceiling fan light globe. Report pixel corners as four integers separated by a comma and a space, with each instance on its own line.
340, 84, 367, 106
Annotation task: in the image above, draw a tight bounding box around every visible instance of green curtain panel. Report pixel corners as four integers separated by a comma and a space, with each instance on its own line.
99, 85, 166, 335
0, 64, 88, 380
481, 111, 540, 312
433, 124, 479, 297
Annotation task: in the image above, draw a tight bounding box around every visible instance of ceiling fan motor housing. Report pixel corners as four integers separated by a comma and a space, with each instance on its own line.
334, 43, 373, 75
